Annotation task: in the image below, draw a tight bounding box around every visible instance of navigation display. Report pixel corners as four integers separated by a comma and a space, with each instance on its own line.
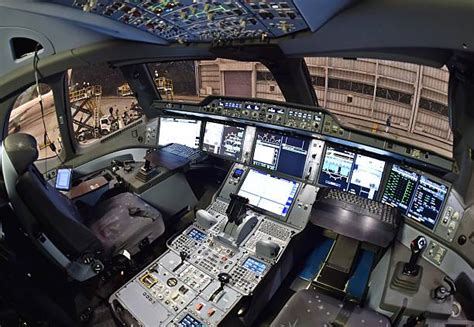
381, 165, 449, 230
318, 145, 385, 200
252, 130, 310, 178
348, 154, 386, 199
243, 257, 267, 274
238, 169, 299, 217
158, 118, 202, 148
203, 122, 245, 160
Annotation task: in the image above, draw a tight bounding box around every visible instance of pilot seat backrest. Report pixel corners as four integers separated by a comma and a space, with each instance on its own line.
1, 133, 104, 281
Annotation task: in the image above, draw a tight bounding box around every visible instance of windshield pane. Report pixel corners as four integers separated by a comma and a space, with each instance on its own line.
149, 58, 451, 158
148, 60, 278, 103
303, 57, 451, 157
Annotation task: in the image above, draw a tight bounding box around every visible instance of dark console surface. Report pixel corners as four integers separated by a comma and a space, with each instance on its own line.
311, 188, 400, 247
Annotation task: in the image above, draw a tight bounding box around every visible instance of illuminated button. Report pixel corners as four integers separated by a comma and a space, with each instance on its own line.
171, 292, 179, 300
207, 308, 216, 317
195, 303, 204, 311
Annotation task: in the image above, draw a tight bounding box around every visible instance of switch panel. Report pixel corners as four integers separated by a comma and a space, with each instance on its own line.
434, 191, 464, 242
423, 240, 447, 266
54, 0, 309, 43
144, 118, 158, 145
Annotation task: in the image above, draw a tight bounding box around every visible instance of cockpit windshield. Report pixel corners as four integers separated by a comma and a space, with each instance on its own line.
148, 58, 452, 158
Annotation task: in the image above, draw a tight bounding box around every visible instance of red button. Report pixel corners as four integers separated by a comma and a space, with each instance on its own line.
207, 308, 216, 317
195, 303, 203, 311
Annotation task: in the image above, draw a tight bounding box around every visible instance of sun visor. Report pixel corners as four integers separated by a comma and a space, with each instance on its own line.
294, 0, 358, 32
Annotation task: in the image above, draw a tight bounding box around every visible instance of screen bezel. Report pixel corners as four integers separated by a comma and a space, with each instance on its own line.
157, 116, 203, 149
237, 168, 301, 220
316, 142, 388, 200
202, 120, 247, 162
55, 167, 73, 191
250, 128, 312, 180
380, 163, 451, 231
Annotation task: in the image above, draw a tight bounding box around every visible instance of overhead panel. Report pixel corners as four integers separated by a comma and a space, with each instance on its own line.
51, 0, 309, 43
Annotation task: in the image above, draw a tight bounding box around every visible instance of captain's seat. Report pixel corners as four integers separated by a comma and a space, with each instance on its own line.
271, 289, 391, 327
1, 133, 165, 281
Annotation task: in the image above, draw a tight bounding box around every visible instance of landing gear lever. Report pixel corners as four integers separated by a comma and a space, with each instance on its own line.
209, 273, 231, 302
403, 236, 427, 276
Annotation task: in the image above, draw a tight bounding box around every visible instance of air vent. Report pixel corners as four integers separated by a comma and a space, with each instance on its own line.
11, 37, 43, 60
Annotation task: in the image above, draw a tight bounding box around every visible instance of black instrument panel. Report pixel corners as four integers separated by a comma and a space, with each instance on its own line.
152, 96, 454, 239
152, 96, 453, 171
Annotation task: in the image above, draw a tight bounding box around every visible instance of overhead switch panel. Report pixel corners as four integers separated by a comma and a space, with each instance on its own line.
51, 0, 309, 43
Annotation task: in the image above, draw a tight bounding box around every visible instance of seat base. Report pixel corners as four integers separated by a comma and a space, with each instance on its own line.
271, 289, 390, 327
87, 192, 165, 257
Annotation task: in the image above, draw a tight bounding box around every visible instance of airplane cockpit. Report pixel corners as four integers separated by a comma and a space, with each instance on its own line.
0, 1, 473, 326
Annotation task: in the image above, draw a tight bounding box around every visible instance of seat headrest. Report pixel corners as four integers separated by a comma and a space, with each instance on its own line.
3, 133, 38, 175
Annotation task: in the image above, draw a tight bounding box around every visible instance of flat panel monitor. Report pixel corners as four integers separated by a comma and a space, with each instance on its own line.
347, 154, 386, 199
381, 165, 449, 230
158, 117, 201, 148
407, 176, 449, 230
252, 130, 310, 178
318, 145, 355, 191
202, 122, 245, 160
318, 145, 385, 200
238, 169, 299, 217
381, 164, 419, 214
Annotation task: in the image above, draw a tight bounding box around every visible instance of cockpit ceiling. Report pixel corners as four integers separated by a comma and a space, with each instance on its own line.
50, 0, 314, 43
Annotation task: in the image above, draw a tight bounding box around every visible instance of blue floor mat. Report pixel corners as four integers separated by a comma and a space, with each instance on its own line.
298, 236, 375, 301
346, 249, 375, 300
298, 237, 334, 281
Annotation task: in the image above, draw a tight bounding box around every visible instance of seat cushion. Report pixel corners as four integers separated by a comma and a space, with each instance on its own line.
271, 289, 390, 327
87, 193, 164, 256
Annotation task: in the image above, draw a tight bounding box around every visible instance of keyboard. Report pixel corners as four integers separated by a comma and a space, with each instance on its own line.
161, 143, 204, 162
311, 188, 400, 247
322, 189, 398, 226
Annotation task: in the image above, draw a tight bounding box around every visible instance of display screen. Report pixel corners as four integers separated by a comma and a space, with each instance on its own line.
179, 314, 204, 327
243, 257, 267, 274
252, 130, 310, 178
407, 176, 449, 230
381, 165, 449, 230
381, 164, 418, 213
158, 118, 201, 148
55, 168, 72, 190
348, 154, 386, 199
238, 169, 299, 217
202, 122, 245, 160
318, 145, 385, 200
187, 228, 206, 242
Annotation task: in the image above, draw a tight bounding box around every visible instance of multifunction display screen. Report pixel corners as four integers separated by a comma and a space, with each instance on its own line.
238, 169, 299, 217
253, 130, 310, 178
381, 165, 449, 229
318, 145, 385, 200
203, 122, 245, 160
